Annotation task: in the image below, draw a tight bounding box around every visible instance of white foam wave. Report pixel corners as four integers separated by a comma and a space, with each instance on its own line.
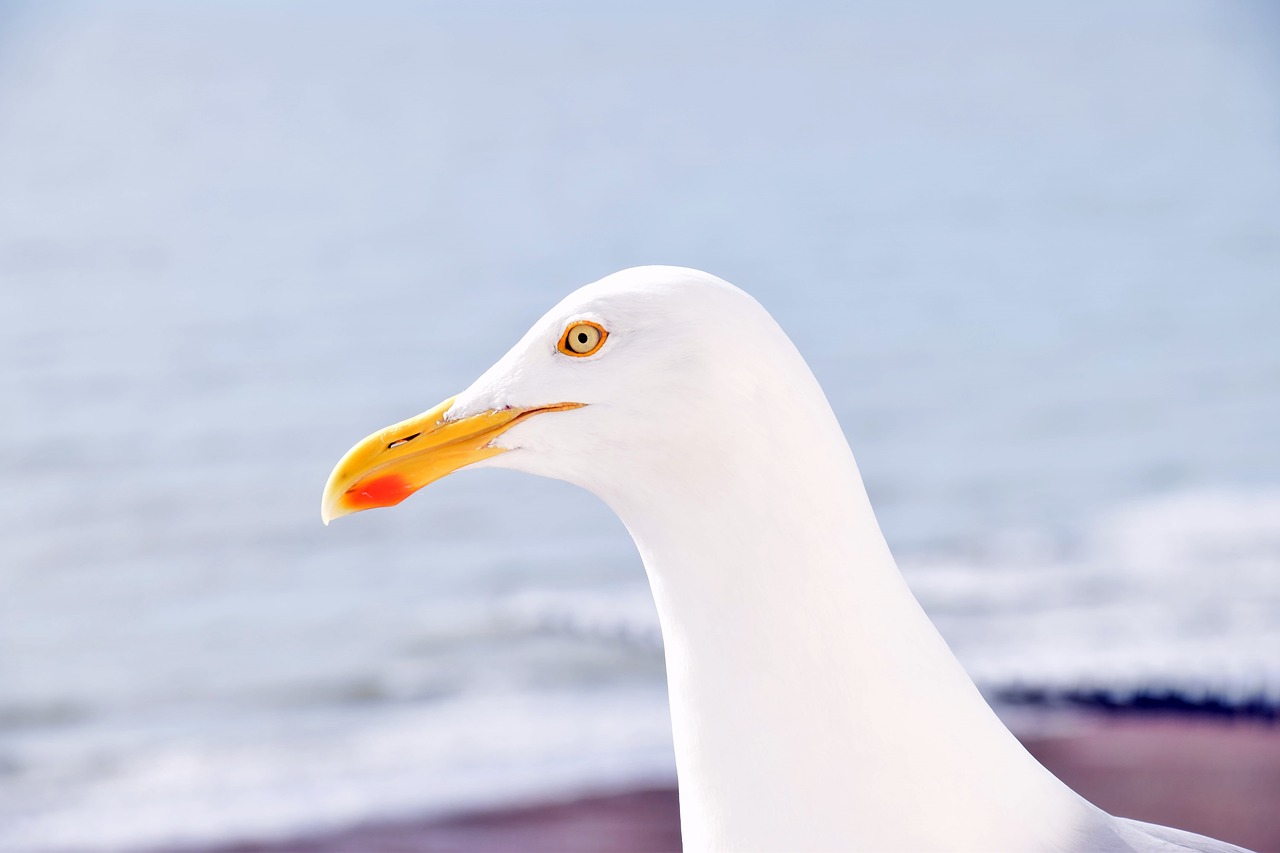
0, 689, 675, 853
905, 489, 1280, 699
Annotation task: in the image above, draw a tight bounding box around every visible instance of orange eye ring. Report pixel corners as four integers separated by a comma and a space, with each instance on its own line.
558, 321, 608, 357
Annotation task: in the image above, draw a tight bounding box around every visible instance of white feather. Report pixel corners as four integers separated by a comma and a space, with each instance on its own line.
446, 266, 1249, 852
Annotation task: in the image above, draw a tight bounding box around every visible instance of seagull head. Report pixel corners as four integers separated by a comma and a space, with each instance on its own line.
321, 265, 813, 524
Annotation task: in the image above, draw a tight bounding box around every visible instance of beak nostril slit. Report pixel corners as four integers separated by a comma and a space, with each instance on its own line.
386, 432, 421, 450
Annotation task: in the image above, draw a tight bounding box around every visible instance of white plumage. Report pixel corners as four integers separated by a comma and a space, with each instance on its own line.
328, 266, 1250, 852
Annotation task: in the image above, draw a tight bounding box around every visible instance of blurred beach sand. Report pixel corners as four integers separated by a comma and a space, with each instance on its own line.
181, 713, 1280, 853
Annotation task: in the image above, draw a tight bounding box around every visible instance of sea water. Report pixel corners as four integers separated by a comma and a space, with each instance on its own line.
1, 2, 1278, 849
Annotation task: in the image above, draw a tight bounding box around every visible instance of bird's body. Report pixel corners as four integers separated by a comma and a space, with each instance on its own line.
323, 266, 1251, 852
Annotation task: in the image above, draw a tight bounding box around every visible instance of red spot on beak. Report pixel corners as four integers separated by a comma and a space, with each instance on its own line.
345, 473, 414, 510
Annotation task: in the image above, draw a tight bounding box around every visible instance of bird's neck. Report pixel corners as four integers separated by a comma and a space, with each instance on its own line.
602, 406, 1091, 851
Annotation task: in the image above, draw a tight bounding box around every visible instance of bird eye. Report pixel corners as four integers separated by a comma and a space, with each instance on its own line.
559, 321, 607, 357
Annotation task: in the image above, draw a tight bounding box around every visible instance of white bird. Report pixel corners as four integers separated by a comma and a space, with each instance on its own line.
321, 266, 1249, 852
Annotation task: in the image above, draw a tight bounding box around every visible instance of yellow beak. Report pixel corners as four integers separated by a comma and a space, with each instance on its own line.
321, 396, 584, 524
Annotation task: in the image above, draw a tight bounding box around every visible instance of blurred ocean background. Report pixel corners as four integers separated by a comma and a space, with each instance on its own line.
1, 1, 1278, 849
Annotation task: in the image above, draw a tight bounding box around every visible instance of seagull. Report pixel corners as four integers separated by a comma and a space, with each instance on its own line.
321, 267, 1249, 852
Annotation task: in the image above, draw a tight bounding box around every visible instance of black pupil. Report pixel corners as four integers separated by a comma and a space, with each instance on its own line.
577, 332, 589, 344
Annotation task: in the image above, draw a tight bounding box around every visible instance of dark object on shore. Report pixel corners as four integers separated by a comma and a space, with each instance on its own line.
999, 685, 1280, 722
